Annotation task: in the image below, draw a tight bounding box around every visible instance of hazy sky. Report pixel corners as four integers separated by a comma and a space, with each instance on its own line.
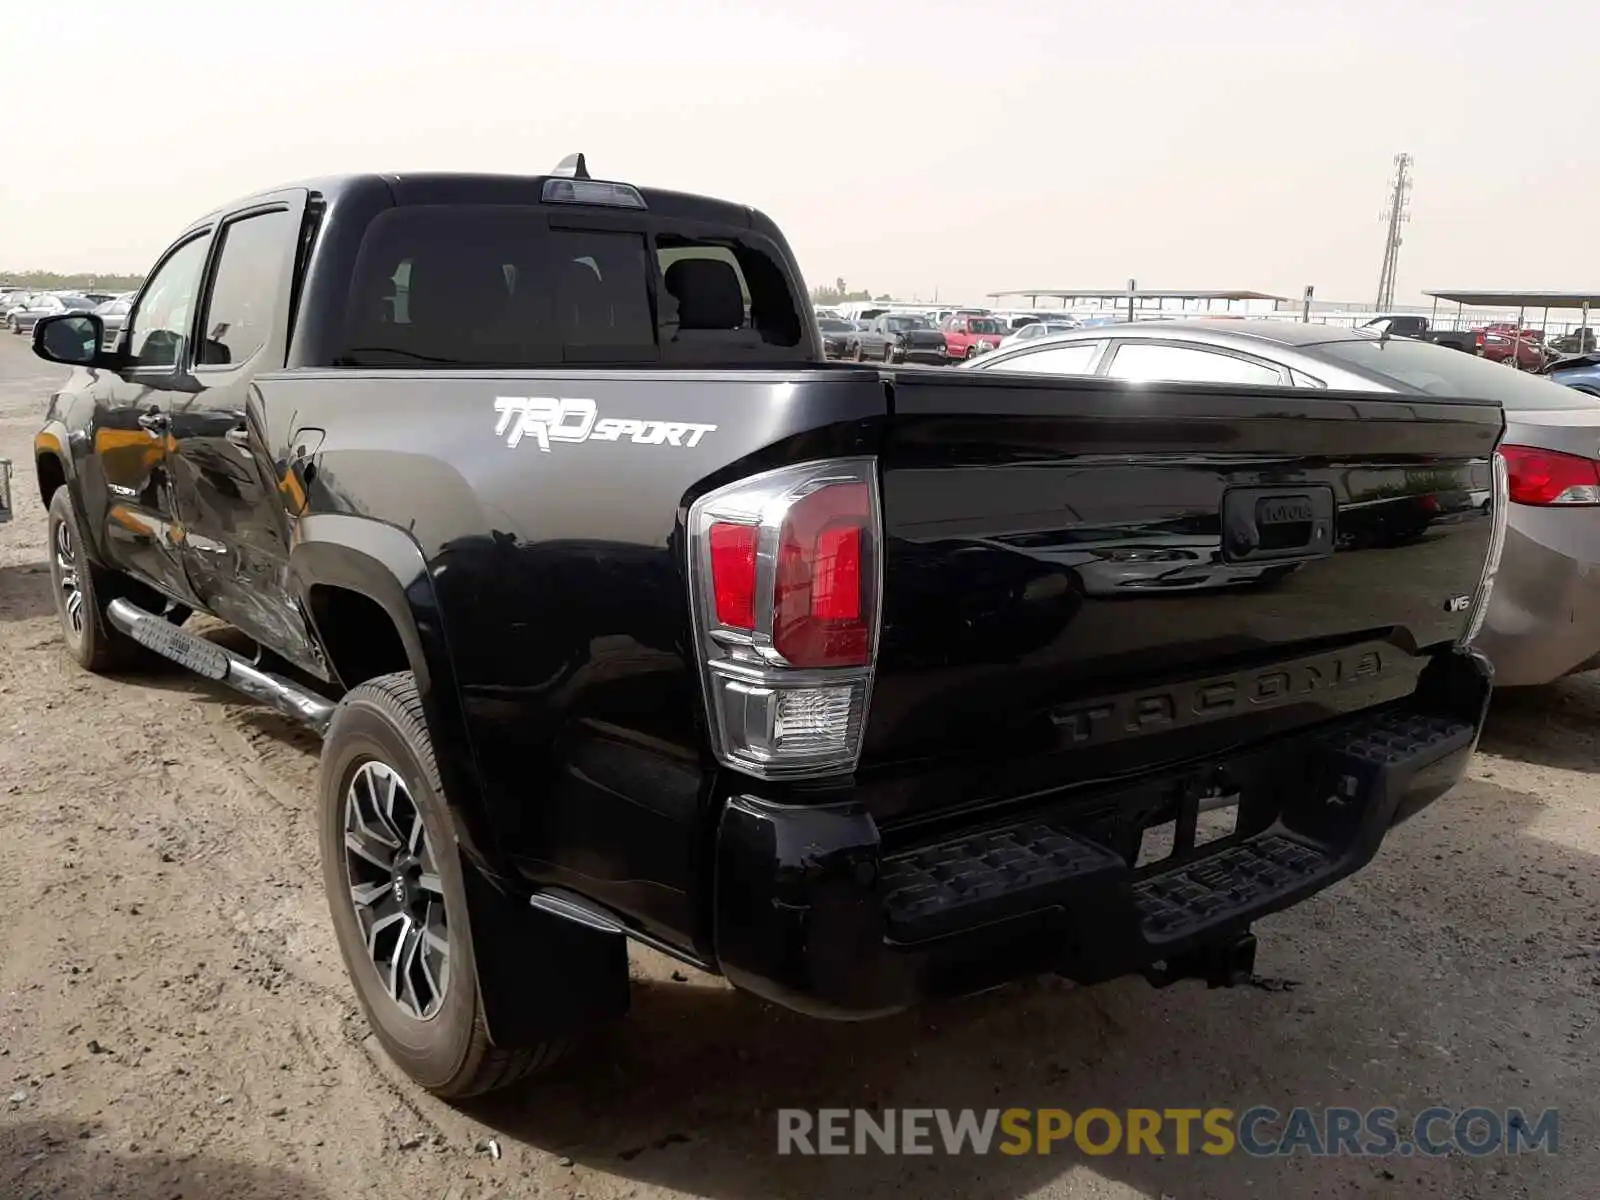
1, 0, 1593, 306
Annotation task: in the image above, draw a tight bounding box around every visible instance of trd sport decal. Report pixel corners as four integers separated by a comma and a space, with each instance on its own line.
494, 396, 717, 453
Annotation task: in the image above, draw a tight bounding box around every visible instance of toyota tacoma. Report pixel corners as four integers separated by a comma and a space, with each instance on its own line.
29, 155, 1507, 1099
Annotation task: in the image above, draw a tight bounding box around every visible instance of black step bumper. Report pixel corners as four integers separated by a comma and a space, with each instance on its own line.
712, 649, 1490, 1018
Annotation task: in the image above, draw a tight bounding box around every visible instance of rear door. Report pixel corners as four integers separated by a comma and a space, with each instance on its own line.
865, 370, 1501, 824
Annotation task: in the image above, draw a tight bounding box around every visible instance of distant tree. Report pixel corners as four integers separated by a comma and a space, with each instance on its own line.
810, 282, 878, 306
1, 270, 146, 292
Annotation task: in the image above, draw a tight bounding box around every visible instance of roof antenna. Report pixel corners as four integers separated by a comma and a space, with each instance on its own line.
550, 153, 590, 180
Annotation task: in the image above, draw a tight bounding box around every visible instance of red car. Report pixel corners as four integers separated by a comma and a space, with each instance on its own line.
1476, 328, 1546, 370
940, 314, 1009, 359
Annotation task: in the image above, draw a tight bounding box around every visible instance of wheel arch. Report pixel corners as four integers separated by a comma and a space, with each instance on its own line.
290, 514, 493, 870
34, 427, 71, 508
296, 516, 628, 1053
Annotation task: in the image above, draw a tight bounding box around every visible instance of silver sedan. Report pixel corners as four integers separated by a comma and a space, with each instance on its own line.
8, 292, 97, 335
962, 319, 1600, 687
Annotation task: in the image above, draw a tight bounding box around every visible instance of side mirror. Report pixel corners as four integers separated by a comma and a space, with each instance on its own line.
33, 313, 107, 367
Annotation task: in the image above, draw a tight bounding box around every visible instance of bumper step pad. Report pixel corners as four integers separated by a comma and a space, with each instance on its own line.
1327, 711, 1471, 767
881, 824, 1123, 941
1133, 835, 1331, 942
879, 706, 1476, 949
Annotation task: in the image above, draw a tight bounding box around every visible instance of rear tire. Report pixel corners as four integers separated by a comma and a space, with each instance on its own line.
46, 487, 142, 672
883, 343, 895, 363
852, 342, 865, 362
318, 672, 568, 1098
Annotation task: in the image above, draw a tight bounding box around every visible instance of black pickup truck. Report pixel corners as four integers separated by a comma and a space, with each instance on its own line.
30, 157, 1507, 1099
1362, 313, 1480, 355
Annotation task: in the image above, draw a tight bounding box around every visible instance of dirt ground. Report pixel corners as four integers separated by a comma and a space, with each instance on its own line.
0, 333, 1595, 1200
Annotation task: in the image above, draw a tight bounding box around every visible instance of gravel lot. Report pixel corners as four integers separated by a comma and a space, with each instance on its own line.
0, 332, 1595, 1199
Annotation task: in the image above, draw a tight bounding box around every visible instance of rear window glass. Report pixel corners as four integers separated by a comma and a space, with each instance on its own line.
549, 228, 655, 357
1315, 338, 1600, 409
338, 206, 803, 367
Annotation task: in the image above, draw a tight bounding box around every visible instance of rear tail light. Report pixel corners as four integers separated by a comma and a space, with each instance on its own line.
687, 458, 881, 780
1460, 451, 1509, 649
1501, 444, 1600, 506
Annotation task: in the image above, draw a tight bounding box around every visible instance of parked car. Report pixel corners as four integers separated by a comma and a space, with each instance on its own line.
848, 312, 946, 363
93, 297, 132, 345
816, 316, 856, 359
1548, 328, 1596, 355
2, 292, 34, 325
30, 164, 1499, 1103
1541, 352, 1600, 396
1476, 330, 1548, 370
965, 320, 1597, 685
940, 313, 1009, 358
9, 292, 96, 335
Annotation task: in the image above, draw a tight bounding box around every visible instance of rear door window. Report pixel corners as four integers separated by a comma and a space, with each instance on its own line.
1105, 341, 1287, 386
196, 207, 297, 367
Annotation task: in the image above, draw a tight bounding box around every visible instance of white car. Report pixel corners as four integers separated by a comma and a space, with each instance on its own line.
998, 319, 1080, 349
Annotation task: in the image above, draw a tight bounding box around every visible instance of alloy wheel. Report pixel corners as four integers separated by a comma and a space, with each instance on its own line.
343, 759, 450, 1021
53, 517, 85, 640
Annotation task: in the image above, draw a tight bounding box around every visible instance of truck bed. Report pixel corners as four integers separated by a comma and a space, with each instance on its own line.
248, 362, 1499, 958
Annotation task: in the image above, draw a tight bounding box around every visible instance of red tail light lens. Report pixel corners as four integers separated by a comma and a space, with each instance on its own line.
689, 459, 880, 780
708, 522, 759, 628
1501, 444, 1600, 506
774, 482, 871, 667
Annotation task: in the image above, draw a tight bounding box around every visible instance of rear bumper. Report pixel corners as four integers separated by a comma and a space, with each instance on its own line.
1477, 513, 1600, 686
713, 649, 1490, 1018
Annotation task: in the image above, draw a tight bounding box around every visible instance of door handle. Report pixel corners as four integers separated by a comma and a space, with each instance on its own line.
136, 408, 169, 434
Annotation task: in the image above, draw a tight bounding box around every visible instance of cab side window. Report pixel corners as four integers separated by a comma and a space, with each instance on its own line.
126, 235, 212, 369
196, 209, 296, 367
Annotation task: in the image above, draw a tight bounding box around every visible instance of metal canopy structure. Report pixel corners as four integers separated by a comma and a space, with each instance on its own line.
1422, 291, 1596, 362
1424, 290, 1600, 309
987, 287, 1295, 324
987, 288, 1291, 302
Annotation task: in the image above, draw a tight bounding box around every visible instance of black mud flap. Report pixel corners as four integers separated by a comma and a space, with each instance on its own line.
460, 854, 630, 1049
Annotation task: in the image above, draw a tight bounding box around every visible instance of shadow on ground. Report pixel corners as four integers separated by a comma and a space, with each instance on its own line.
449, 778, 1584, 1200
96, 622, 330, 759
0, 561, 53, 623
1479, 671, 1600, 773
0, 1120, 328, 1200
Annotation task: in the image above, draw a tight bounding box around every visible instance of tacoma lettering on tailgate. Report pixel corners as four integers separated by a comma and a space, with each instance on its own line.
1050, 644, 1387, 745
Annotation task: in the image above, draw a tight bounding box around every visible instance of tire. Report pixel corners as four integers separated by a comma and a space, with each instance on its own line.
318, 673, 567, 1098
966, 345, 980, 359
46, 486, 142, 672
852, 342, 865, 362
883, 343, 895, 363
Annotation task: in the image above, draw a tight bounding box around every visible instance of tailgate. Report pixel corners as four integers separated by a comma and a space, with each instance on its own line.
862, 372, 1501, 821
